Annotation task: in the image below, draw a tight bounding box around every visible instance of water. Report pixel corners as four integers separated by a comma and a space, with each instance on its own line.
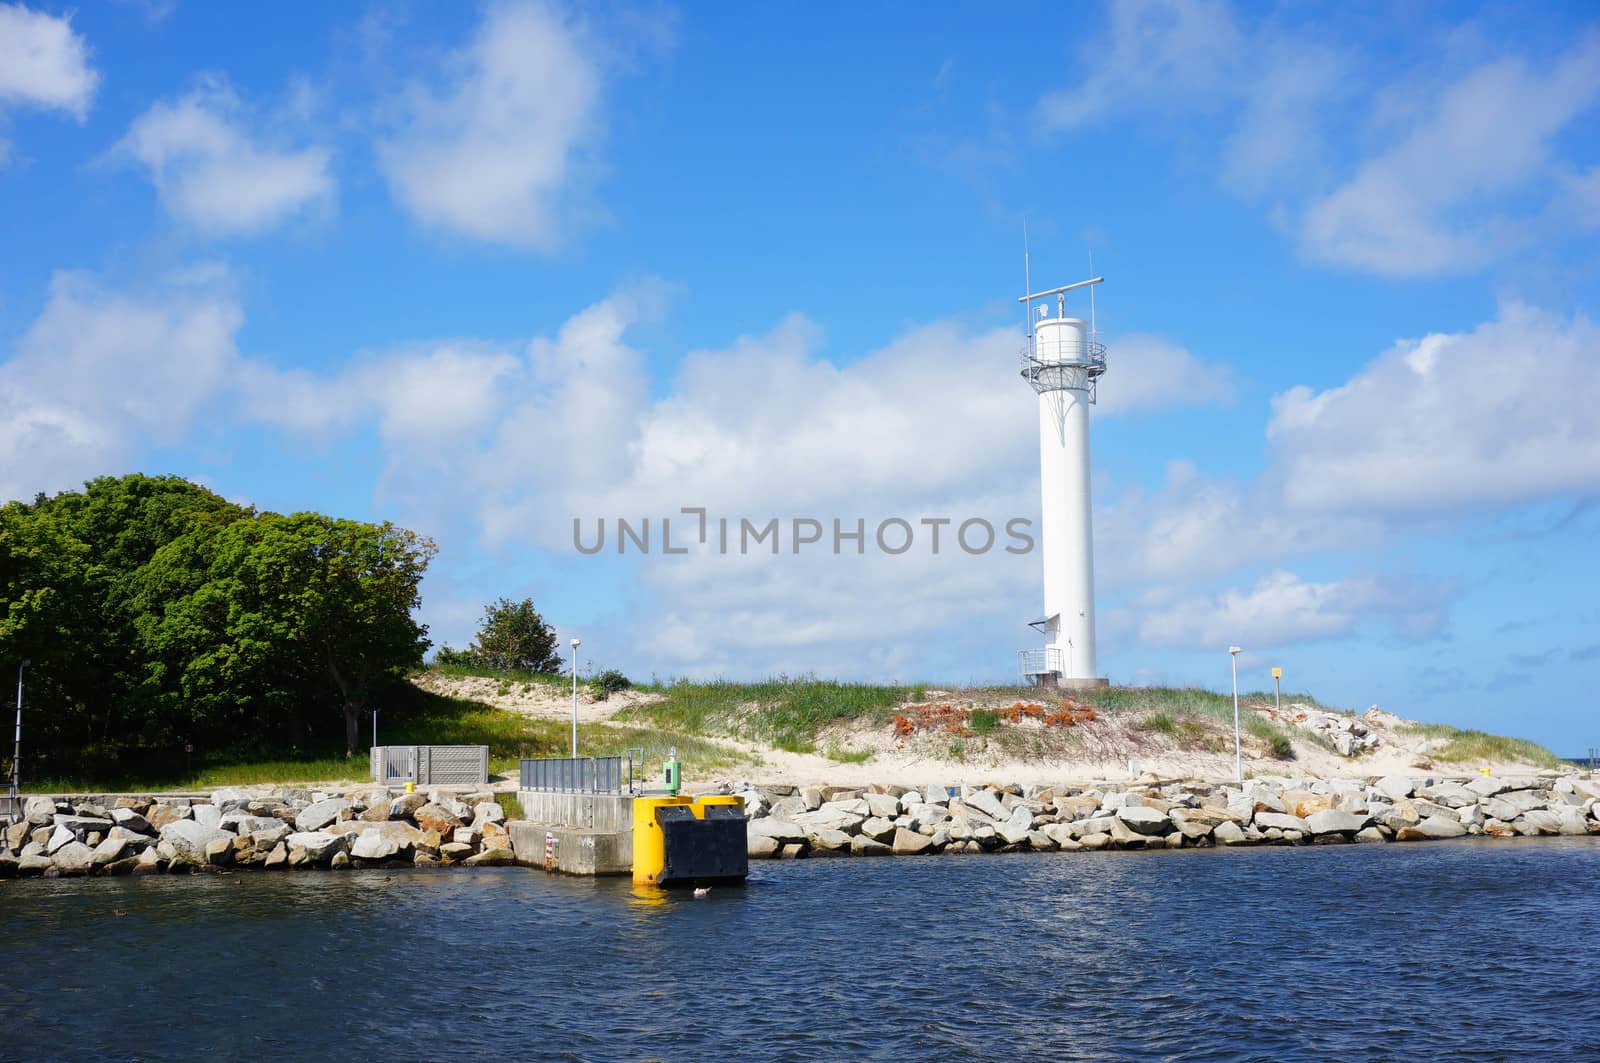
4, 839, 1600, 1061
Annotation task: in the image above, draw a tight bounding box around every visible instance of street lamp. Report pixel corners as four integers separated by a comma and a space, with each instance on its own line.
570, 638, 581, 759
1228, 646, 1242, 783
12, 658, 30, 805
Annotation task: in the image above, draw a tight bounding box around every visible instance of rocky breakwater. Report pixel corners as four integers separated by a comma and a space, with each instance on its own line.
0, 788, 520, 877
735, 773, 1600, 859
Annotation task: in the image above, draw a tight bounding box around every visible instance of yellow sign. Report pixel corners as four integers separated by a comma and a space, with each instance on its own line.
1271, 667, 1282, 679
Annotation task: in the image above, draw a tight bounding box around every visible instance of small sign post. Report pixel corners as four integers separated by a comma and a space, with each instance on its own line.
1271, 667, 1282, 714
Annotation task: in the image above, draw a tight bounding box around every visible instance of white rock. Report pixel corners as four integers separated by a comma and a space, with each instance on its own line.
294, 798, 349, 832
159, 820, 233, 864
1115, 806, 1172, 836
285, 831, 347, 864
191, 804, 223, 830
747, 818, 806, 843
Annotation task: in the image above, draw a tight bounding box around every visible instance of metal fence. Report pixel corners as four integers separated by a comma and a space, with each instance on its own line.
370, 745, 489, 786
520, 756, 632, 794
1, 784, 19, 825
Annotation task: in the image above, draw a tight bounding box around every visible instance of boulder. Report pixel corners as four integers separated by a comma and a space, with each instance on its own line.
1515, 810, 1561, 836
24, 796, 60, 826
1064, 816, 1118, 839
285, 831, 347, 865
412, 802, 464, 835
91, 836, 133, 866
748, 818, 806, 844
747, 835, 780, 858
19, 850, 54, 874
1374, 776, 1414, 799
109, 808, 153, 834
351, 821, 423, 861
806, 827, 852, 852
864, 792, 901, 819
859, 816, 897, 843
1079, 832, 1112, 850
793, 807, 862, 834
453, 826, 481, 846
849, 835, 892, 856
892, 828, 934, 854
295, 798, 349, 833
1395, 816, 1467, 841
1556, 808, 1589, 836
1305, 810, 1370, 836
1412, 800, 1460, 822
964, 788, 1009, 821
1498, 790, 1547, 814
159, 820, 233, 864
51, 841, 95, 874
1116, 806, 1172, 836
1254, 812, 1311, 834
211, 788, 254, 813
439, 841, 474, 861
263, 842, 288, 869
1420, 783, 1477, 808
464, 848, 515, 867
191, 804, 223, 830
1282, 791, 1332, 819
221, 814, 287, 835
46, 825, 76, 854
203, 837, 235, 866
251, 824, 292, 849
52, 815, 116, 841
923, 782, 951, 806
390, 792, 428, 819
473, 801, 506, 826
5, 818, 30, 850
1466, 776, 1510, 798
148, 804, 192, 830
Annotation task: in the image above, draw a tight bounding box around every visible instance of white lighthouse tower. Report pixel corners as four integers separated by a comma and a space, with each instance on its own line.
1018, 275, 1109, 690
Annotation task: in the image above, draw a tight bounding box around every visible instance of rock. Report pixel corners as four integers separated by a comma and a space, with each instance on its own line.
452, 826, 481, 846
351, 822, 422, 862
806, 827, 852, 852
1254, 812, 1311, 834
858, 816, 897, 843
849, 835, 891, 856
892, 828, 934, 854
24, 796, 59, 825
204, 837, 234, 865
819, 786, 863, 803
52, 815, 116, 841
51, 841, 95, 874
148, 804, 192, 830
251, 824, 292, 849
1354, 827, 1387, 843
1027, 830, 1058, 851
1305, 810, 1370, 836
1375, 776, 1415, 799
159, 820, 233, 864
1483, 818, 1516, 837
440, 841, 474, 861
923, 782, 951, 806
473, 801, 506, 826
412, 801, 465, 835
800, 786, 824, 810
1334, 734, 1357, 756
5, 819, 30, 850
1212, 821, 1248, 845
263, 842, 288, 868
1556, 809, 1588, 836
747, 835, 780, 858
1396, 816, 1467, 841
464, 848, 514, 867
1079, 832, 1112, 850
221, 814, 286, 835
390, 792, 428, 818
1115, 806, 1172, 836
748, 818, 806, 843
330, 851, 351, 870
1420, 783, 1477, 808
1412, 800, 1460, 822
1498, 790, 1547, 814
135, 846, 163, 872
1515, 810, 1561, 836
964, 788, 1009, 821
191, 804, 223, 830
864, 792, 900, 819
1065, 816, 1118, 839
285, 831, 347, 865
210, 788, 253, 813
793, 807, 862, 834
92, 836, 133, 866
109, 808, 153, 834
294, 798, 349, 832
1466, 776, 1510, 798
45, 825, 76, 854
19, 850, 54, 874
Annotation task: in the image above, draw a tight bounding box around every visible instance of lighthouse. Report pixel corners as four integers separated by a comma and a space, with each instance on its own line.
1018, 276, 1109, 690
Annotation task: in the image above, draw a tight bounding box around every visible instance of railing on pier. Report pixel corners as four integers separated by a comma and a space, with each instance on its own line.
519, 755, 634, 794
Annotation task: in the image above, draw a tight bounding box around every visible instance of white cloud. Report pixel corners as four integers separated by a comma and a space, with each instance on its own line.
1266, 302, 1600, 514
0, 3, 97, 117
1133, 569, 1447, 648
1035, 4, 1600, 276
376, 1, 601, 248
1299, 37, 1600, 274
112, 77, 334, 235
0, 268, 242, 500
0, 2, 98, 162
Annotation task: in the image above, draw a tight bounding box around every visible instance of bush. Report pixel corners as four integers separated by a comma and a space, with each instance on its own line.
434, 645, 484, 668
470, 598, 560, 673
590, 669, 632, 701
1269, 734, 1295, 760
969, 709, 1000, 735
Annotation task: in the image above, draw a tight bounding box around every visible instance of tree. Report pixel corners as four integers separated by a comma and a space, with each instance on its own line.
470, 597, 560, 673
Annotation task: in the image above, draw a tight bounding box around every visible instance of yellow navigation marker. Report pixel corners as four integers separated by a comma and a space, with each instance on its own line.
1271, 667, 1282, 679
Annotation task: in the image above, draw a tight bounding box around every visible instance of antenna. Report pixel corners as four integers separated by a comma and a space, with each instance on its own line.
1023, 219, 1032, 339
1088, 248, 1097, 344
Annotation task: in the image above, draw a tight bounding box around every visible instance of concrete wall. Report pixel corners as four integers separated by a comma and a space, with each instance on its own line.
508, 821, 632, 876
517, 791, 633, 832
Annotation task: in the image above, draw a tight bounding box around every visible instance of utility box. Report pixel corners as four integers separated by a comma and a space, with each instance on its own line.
370, 745, 489, 786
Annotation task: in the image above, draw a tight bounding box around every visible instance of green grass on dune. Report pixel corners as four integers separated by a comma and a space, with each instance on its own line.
612, 675, 925, 753
1397, 723, 1563, 768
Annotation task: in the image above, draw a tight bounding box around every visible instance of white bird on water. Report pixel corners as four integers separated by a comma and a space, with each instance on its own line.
693, 886, 711, 898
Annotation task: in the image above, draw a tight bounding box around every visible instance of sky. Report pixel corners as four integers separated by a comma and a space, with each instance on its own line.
1, 1, 1597, 750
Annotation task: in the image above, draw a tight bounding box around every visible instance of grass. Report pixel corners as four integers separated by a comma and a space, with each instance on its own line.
1397, 723, 1562, 768
613, 675, 925, 753
825, 743, 873, 764
969, 709, 1001, 735
495, 792, 526, 821
1076, 685, 1314, 755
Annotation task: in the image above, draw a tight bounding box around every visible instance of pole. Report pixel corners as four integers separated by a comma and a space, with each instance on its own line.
372, 707, 378, 750
1229, 647, 1242, 783
570, 638, 581, 759
1274, 672, 1281, 715
12, 659, 27, 800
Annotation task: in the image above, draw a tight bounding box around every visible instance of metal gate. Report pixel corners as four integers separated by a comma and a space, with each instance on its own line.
370, 745, 489, 786
385, 746, 417, 783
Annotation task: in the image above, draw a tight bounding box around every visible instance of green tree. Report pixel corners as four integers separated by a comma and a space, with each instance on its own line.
470, 597, 560, 673
146, 513, 438, 757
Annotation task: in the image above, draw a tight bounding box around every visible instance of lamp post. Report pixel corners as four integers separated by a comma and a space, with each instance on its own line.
1228, 646, 1242, 783
570, 638, 581, 759
12, 658, 29, 803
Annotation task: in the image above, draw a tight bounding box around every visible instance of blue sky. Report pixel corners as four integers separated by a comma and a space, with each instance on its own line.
2, 1, 1597, 749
